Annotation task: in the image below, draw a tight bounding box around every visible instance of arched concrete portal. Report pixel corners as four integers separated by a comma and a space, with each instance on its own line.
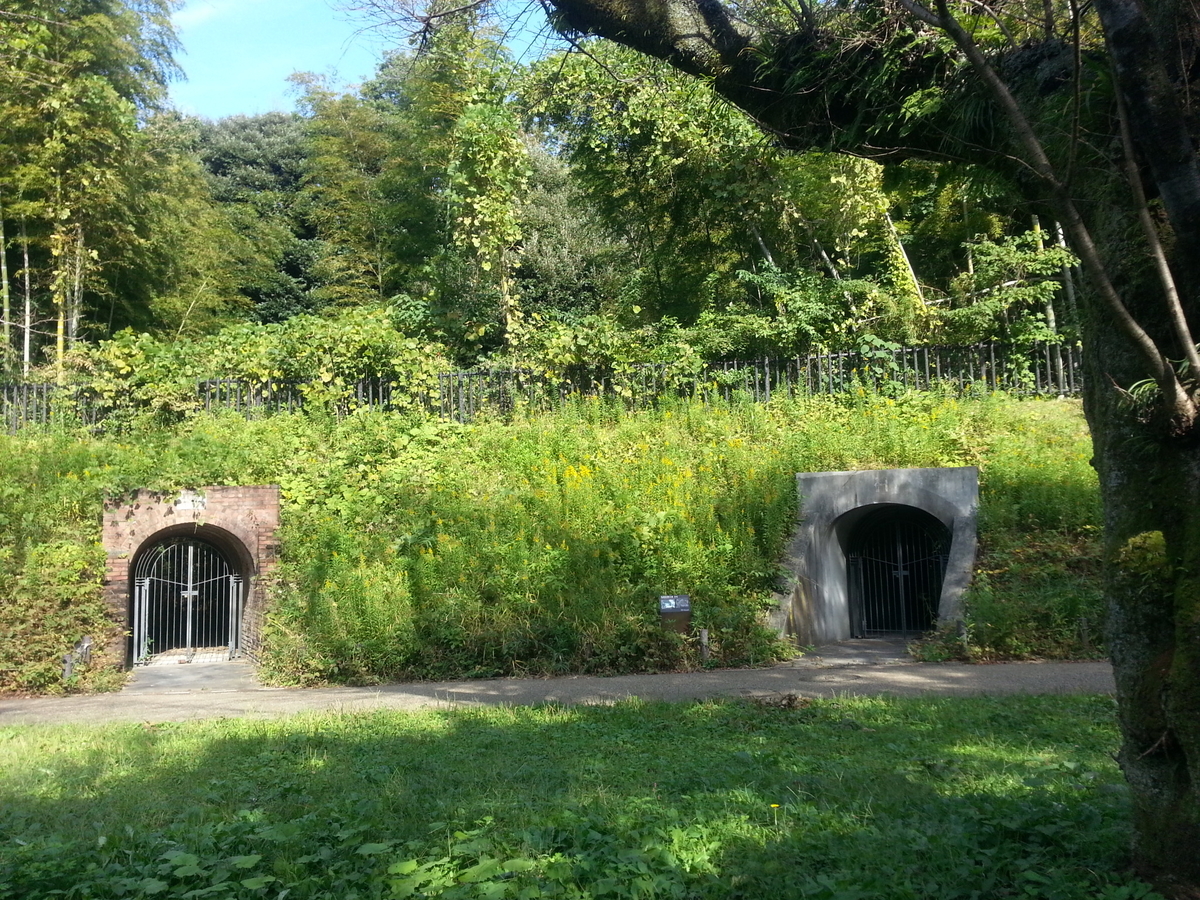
102, 487, 280, 668
775, 467, 977, 646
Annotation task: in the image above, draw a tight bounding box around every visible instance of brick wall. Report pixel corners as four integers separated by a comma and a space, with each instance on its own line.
101, 486, 281, 666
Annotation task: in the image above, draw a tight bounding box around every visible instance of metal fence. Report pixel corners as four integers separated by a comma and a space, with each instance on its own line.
199, 379, 306, 415
1, 382, 109, 433
696, 341, 1083, 403
2, 341, 1083, 433
435, 342, 1082, 420
1, 382, 55, 432
436, 362, 684, 421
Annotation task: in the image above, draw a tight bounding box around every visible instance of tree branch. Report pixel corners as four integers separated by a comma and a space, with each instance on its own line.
930, 0, 1195, 423
1064, 0, 1081, 191
964, 0, 1017, 48
1115, 84, 1200, 381
1040, 0, 1057, 39
894, 0, 942, 29
776, 0, 817, 33
0, 9, 68, 27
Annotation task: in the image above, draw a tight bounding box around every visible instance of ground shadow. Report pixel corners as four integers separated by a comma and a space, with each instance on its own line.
0, 694, 1143, 899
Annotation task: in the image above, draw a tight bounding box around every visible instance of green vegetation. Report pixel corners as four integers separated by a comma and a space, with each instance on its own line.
1, 3, 1080, 379
915, 400, 1104, 661
13, 0, 1200, 891
0, 392, 1100, 693
0, 696, 1156, 899
1, 3, 1098, 692
0, 0, 1101, 691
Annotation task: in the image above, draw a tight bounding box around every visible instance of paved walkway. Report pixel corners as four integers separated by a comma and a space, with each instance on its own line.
0, 640, 1115, 727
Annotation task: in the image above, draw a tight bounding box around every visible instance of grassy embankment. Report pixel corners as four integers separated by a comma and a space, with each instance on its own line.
0, 391, 1102, 692
0, 695, 1157, 900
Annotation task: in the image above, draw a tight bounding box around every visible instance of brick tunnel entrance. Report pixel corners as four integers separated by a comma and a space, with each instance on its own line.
103, 486, 280, 668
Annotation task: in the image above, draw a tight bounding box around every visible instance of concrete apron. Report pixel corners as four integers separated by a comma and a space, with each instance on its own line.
116, 638, 911, 695
122, 658, 262, 694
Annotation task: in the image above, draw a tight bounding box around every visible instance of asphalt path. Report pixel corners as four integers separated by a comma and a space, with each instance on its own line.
0, 641, 1114, 727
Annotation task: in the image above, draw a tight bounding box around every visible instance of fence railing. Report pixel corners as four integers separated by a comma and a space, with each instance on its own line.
434, 342, 1082, 420
198, 378, 307, 414
2, 341, 1083, 433
1, 382, 113, 433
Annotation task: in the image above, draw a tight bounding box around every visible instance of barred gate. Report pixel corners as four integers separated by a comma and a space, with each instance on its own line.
132, 537, 242, 664
848, 506, 950, 637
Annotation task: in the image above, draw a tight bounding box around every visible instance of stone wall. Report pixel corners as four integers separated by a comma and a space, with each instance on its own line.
101, 486, 281, 665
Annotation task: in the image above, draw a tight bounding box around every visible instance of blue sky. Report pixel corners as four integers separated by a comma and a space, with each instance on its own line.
169, 0, 390, 120
167, 0, 559, 121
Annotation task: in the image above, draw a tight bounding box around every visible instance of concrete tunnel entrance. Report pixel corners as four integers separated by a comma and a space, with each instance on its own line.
842, 504, 950, 637
774, 467, 978, 647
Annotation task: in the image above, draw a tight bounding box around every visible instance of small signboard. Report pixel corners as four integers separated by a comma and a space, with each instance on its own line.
659, 594, 691, 611
174, 490, 207, 511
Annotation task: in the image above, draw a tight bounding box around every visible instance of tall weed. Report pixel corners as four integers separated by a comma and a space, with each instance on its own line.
263, 400, 799, 681
263, 394, 1102, 682
963, 399, 1103, 659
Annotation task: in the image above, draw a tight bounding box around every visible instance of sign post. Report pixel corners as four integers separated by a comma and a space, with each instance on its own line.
659, 594, 692, 634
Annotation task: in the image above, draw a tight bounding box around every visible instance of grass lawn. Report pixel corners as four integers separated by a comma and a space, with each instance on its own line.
0, 694, 1159, 899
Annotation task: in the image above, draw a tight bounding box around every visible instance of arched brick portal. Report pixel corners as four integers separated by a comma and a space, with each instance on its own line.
102, 486, 280, 667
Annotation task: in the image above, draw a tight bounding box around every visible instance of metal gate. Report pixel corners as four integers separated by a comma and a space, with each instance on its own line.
847, 506, 949, 637
132, 537, 242, 664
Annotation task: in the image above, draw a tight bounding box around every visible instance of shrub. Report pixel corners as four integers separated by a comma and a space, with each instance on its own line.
0, 541, 112, 693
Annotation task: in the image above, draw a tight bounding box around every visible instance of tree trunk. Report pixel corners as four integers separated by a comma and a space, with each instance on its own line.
68, 222, 85, 347
0, 196, 11, 370
1085, 5, 1200, 885
748, 222, 777, 268
1055, 222, 1079, 330
1091, 0, 1200, 282
1031, 216, 1064, 383
885, 210, 924, 305
54, 302, 65, 385
1083, 318, 1200, 893
20, 217, 31, 378
51, 221, 70, 385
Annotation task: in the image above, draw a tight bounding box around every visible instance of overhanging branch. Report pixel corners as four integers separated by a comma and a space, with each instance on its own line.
931, 0, 1196, 425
